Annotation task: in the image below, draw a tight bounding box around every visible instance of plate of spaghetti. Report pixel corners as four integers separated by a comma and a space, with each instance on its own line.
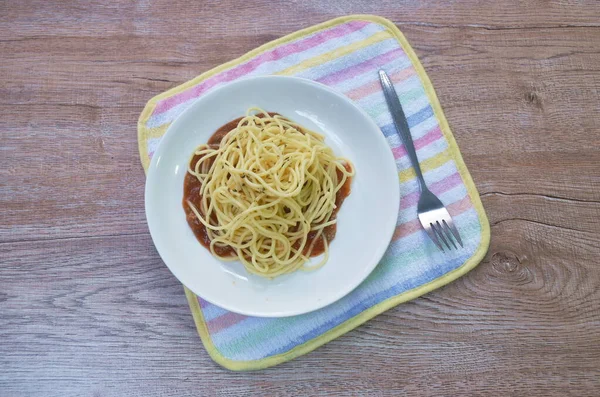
145, 76, 399, 317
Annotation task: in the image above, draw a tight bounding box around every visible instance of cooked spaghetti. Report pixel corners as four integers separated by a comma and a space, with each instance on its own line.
183, 108, 354, 278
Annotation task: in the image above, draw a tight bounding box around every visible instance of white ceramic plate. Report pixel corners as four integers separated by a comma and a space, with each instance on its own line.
145, 76, 399, 317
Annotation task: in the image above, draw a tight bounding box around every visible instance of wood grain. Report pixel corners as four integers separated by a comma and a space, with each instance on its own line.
1, 1, 599, 395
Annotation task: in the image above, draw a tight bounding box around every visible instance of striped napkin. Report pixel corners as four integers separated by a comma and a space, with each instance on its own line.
138, 15, 490, 370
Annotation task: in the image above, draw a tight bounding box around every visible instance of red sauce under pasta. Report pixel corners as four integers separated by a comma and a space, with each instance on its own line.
182, 114, 352, 258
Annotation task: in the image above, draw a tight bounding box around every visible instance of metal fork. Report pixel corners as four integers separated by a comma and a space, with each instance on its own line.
379, 70, 463, 251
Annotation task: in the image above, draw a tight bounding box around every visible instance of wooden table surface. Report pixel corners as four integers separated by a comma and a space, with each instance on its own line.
2, 1, 600, 396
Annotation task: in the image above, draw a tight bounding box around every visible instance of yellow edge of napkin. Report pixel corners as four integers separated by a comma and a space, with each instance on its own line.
138, 14, 491, 371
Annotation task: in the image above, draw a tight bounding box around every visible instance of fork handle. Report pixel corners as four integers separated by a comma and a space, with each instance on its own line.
379, 70, 427, 191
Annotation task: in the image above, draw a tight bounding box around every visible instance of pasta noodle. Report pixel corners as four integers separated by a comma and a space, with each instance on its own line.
184, 108, 354, 278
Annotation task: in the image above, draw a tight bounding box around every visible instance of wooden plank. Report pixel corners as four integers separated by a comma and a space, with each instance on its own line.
1, 0, 599, 43
2, 24, 600, 108
1, 104, 147, 242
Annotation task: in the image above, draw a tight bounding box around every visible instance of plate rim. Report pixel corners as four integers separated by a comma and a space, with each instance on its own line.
145, 75, 400, 317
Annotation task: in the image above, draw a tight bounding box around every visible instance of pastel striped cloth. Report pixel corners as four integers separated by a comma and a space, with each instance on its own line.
138, 15, 490, 371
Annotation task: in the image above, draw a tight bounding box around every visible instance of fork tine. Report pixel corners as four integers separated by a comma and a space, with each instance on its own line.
437, 221, 457, 249
432, 222, 452, 250
423, 223, 444, 251
443, 219, 463, 248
